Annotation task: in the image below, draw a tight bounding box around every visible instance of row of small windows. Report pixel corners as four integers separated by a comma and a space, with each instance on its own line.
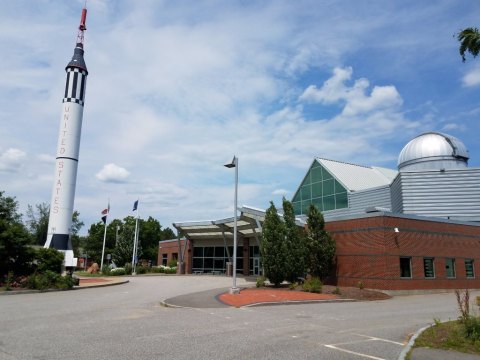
400, 257, 475, 279
293, 192, 348, 214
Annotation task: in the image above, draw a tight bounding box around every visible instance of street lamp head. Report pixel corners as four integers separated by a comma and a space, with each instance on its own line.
224, 156, 237, 168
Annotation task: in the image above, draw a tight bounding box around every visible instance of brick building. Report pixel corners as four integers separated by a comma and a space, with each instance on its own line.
161, 132, 480, 291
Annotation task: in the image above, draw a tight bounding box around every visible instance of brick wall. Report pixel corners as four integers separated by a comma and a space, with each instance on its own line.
158, 239, 190, 273
326, 215, 480, 290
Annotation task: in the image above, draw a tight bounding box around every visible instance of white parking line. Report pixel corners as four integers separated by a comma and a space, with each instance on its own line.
351, 333, 404, 346
324, 344, 385, 360
324, 333, 404, 359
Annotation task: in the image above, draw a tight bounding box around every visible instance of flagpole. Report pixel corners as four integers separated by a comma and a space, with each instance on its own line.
134, 215, 140, 272
131, 199, 139, 275
100, 199, 109, 271
100, 220, 107, 271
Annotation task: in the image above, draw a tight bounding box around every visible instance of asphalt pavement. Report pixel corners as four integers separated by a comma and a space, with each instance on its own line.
0, 276, 480, 360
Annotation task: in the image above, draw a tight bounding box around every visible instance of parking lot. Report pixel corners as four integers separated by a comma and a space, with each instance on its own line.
0, 276, 471, 360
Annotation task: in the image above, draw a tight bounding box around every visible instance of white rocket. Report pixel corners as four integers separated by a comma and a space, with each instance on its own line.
44, 7, 88, 269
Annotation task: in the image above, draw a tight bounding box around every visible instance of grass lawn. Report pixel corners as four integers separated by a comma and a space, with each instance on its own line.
408, 320, 480, 358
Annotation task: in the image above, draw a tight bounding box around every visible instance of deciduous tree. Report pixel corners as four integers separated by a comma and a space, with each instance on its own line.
458, 27, 480, 62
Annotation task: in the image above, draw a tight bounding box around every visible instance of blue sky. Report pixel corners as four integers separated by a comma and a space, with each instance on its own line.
1, 0, 479, 235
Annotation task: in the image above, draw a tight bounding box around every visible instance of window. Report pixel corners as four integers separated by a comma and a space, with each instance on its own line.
291, 160, 348, 215
192, 246, 243, 273
424, 258, 435, 278
172, 253, 178, 261
465, 259, 475, 279
400, 257, 412, 278
162, 254, 167, 266
445, 258, 456, 278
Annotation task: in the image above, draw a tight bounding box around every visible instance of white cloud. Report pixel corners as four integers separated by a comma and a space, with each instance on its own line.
299, 67, 403, 116
462, 66, 480, 87
0, 148, 26, 172
96, 164, 131, 183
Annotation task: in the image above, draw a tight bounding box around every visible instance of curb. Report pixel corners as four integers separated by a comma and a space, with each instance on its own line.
398, 324, 432, 360
0, 279, 129, 295
159, 297, 356, 309
159, 300, 186, 308
74, 279, 129, 290
240, 298, 356, 308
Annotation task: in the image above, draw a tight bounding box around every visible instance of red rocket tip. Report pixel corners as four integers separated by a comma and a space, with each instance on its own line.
79, 8, 87, 31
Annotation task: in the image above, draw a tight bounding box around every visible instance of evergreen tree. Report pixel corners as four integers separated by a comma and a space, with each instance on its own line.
282, 197, 306, 282
305, 204, 335, 281
0, 191, 34, 275
260, 202, 285, 287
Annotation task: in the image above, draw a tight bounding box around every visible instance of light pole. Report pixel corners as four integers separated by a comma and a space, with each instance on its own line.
224, 156, 240, 294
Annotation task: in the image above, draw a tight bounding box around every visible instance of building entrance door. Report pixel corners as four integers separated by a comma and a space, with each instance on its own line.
253, 257, 261, 276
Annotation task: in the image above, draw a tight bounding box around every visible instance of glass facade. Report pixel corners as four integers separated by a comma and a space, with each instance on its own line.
192, 246, 243, 274
292, 160, 348, 215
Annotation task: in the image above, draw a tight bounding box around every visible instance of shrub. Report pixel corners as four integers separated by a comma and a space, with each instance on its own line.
456, 289, 471, 322
463, 316, 480, 340
5, 272, 14, 291
27, 271, 74, 291
303, 277, 322, 293
110, 268, 125, 276
35, 248, 64, 274
357, 280, 365, 290
101, 265, 111, 276
165, 267, 177, 274
289, 282, 298, 290
332, 287, 342, 295
168, 259, 178, 268
124, 263, 132, 275
150, 266, 165, 273
136, 266, 147, 275
256, 276, 266, 288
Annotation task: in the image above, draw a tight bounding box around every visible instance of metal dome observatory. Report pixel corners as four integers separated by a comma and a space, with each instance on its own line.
398, 132, 469, 172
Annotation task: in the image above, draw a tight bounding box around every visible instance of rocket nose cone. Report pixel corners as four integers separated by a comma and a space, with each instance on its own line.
66, 44, 88, 72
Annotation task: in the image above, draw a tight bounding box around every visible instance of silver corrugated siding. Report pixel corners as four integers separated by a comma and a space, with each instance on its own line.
323, 186, 392, 221
390, 174, 403, 213
393, 168, 480, 221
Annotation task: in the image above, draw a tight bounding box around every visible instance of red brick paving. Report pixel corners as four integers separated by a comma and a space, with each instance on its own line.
219, 288, 339, 307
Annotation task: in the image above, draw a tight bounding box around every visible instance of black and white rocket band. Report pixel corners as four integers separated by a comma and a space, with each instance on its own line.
63, 68, 87, 106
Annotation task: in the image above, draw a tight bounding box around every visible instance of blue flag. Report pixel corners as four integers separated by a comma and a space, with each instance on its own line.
133, 200, 139, 211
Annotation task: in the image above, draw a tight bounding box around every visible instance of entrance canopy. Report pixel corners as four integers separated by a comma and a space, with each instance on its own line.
173, 205, 306, 240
